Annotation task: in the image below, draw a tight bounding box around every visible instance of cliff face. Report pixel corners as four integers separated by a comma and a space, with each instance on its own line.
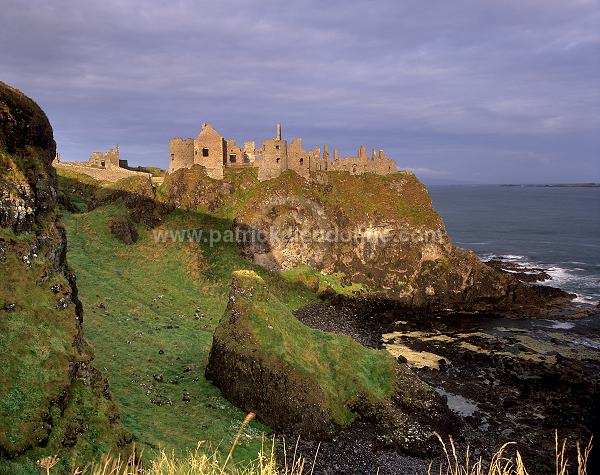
0, 82, 126, 465
159, 167, 570, 317
206, 271, 454, 456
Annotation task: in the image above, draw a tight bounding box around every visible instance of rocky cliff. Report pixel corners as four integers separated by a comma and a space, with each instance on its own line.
206, 270, 454, 455
0, 82, 127, 469
159, 166, 573, 317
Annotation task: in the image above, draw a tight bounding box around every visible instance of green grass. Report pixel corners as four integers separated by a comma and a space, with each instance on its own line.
218, 270, 396, 426
60, 200, 329, 464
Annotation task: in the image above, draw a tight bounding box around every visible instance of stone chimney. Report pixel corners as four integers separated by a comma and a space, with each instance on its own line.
276, 123, 282, 140
323, 144, 330, 160
372, 148, 377, 160
334, 148, 340, 161
358, 144, 367, 160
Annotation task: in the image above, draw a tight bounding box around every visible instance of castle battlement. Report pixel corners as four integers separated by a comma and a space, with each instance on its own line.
168, 123, 397, 181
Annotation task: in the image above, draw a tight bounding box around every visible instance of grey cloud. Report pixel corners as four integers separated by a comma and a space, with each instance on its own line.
1, 0, 598, 183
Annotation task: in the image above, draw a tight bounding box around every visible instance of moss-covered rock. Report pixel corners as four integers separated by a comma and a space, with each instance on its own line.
206, 270, 453, 455
0, 82, 128, 471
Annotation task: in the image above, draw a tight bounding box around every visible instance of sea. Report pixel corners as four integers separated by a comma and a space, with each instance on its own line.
428, 185, 600, 306
427, 185, 600, 470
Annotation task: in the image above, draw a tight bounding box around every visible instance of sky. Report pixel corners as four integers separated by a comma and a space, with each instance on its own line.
1, 0, 599, 184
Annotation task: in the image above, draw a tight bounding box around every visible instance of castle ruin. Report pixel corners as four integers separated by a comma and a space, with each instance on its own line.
53, 145, 152, 182
169, 123, 397, 180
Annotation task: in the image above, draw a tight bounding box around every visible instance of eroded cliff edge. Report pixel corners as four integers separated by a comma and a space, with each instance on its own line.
206, 270, 455, 456
159, 166, 573, 317
0, 82, 127, 469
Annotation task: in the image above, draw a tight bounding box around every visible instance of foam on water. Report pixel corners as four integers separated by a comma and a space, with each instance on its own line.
545, 320, 576, 330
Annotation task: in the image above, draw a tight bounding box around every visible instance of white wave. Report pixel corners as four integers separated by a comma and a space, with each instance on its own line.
544, 320, 575, 330
574, 294, 599, 304
503, 254, 527, 261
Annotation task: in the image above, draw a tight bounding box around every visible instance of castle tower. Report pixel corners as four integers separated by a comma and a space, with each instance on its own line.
358, 144, 367, 160
194, 123, 225, 179
323, 144, 330, 161
258, 122, 288, 181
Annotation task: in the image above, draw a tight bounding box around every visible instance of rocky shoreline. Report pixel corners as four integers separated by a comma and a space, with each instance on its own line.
289, 298, 600, 474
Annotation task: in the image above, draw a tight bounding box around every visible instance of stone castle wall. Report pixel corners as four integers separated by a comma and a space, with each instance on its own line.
168, 122, 398, 181
169, 138, 194, 174
54, 161, 151, 182
53, 145, 152, 182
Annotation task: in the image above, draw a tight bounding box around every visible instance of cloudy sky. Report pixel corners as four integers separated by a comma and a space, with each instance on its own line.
1, 0, 599, 183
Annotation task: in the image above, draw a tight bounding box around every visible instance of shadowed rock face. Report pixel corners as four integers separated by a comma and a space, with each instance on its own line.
206, 270, 455, 456
0, 82, 126, 460
0, 82, 56, 232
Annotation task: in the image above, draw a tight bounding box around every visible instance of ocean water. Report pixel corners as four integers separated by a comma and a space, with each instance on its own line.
428, 185, 600, 305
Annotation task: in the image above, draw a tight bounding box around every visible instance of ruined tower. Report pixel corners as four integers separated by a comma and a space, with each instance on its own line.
194, 123, 225, 180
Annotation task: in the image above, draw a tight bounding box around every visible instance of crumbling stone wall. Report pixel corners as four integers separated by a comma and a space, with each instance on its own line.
53, 161, 151, 182
88, 146, 120, 168
329, 145, 397, 175
169, 138, 194, 174
52, 145, 152, 182
168, 122, 398, 181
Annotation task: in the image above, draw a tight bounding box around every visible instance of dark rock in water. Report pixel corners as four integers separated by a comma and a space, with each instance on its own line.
484, 258, 552, 283
109, 215, 138, 244
206, 270, 456, 456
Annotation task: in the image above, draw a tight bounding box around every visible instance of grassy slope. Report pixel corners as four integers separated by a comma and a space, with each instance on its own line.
220, 270, 396, 426
59, 170, 361, 465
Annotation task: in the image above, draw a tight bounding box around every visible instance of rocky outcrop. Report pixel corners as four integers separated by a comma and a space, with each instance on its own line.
206, 270, 454, 455
158, 167, 572, 317
0, 82, 127, 463
229, 171, 573, 317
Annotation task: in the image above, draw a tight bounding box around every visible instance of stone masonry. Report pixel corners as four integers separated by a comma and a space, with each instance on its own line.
53, 145, 152, 182
169, 123, 397, 180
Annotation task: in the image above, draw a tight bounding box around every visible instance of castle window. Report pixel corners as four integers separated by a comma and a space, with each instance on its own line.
202, 148, 209, 157
100, 160, 106, 168
299, 158, 304, 165
229, 154, 237, 163
276, 157, 280, 164
275, 145, 280, 150
170, 153, 175, 160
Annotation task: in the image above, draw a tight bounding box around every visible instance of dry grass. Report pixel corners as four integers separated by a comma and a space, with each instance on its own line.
428, 431, 593, 475
37, 419, 592, 475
